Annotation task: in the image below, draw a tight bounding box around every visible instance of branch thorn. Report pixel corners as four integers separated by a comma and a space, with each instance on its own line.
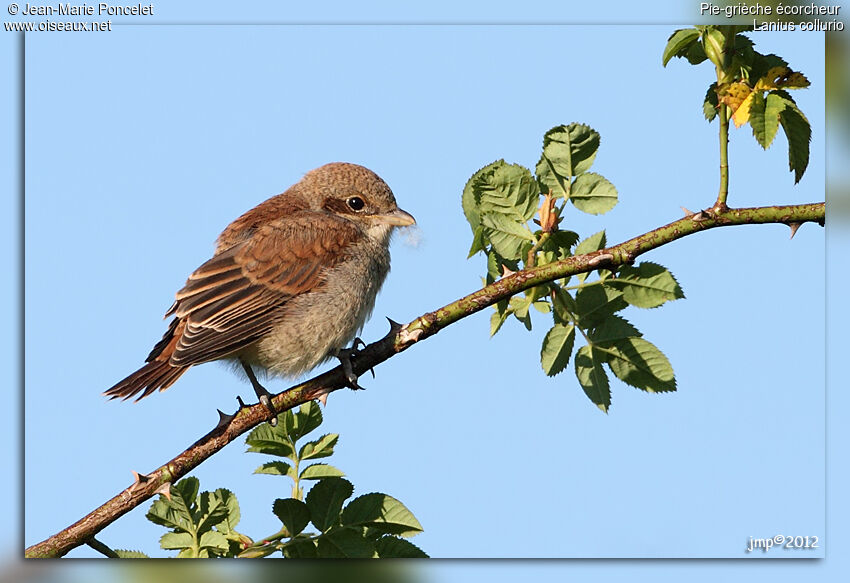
788, 222, 802, 239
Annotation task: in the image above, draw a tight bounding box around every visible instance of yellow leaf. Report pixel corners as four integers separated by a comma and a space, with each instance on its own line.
754, 66, 810, 91
731, 91, 755, 127
717, 82, 754, 127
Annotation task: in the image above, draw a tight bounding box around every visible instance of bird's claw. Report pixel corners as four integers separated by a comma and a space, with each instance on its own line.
336, 338, 371, 391
240, 359, 278, 426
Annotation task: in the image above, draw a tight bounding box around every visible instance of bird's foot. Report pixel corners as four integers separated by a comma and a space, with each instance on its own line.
240, 359, 278, 426
336, 337, 374, 391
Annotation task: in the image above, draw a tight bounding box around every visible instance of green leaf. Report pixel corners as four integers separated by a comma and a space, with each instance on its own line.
541, 229, 580, 258
536, 124, 601, 198
570, 172, 618, 215
480, 211, 535, 260
541, 323, 576, 376
299, 433, 339, 460
588, 315, 641, 345
198, 531, 230, 555
284, 401, 324, 443
607, 262, 685, 308
160, 532, 193, 551
606, 337, 676, 393
114, 549, 150, 558
551, 286, 577, 325
575, 285, 628, 327
685, 40, 707, 65
574, 230, 606, 257
341, 493, 424, 537
778, 99, 811, 184
212, 488, 240, 535
750, 90, 786, 149
193, 491, 230, 538
272, 498, 311, 537
375, 536, 429, 558
245, 424, 296, 459
316, 527, 376, 558
574, 345, 611, 413
509, 295, 533, 331
306, 478, 355, 532
462, 167, 485, 230
283, 538, 319, 558
662, 28, 701, 66
703, 83, 719, 121
490, 308, 510, 337
146, 477, 199, 533
300, 463, 345, 481
479, 161, 540, 221
467, 225, 487, 257
254, 461, 295, 479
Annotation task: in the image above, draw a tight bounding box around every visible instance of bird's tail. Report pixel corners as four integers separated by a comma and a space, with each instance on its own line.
103, 360, 188, 402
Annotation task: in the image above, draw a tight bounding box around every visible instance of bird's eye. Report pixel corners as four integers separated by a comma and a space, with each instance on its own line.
347, 196, 365, 211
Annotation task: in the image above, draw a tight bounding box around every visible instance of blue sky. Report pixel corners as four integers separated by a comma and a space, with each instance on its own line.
4, 1, 847, 581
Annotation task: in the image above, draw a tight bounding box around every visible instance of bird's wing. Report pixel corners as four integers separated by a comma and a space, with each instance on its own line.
153, 213, 360, 367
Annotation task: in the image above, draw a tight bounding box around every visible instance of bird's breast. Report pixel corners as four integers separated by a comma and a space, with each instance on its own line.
245, 240, 391, 378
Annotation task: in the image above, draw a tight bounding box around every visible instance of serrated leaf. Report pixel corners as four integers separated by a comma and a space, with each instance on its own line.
551, 286, 577, 325
299, 433, 339, 461
575, 345, 611, 413
341, 493, 424, 537
662, 28, 701, 66
685, 40, 707, 65
114, 549, 150, 558
282, 538, 319, 558
254, 461, 295, 479
375, 536, 430, 558
542, 229, 580, 258
510, 295, 533, 330
703, 83, 719, 121
306, 478, 354, 532
778, 102, 811, 184
606, 337, 676, 393
717, 82, 754, 128
146, 478, 199, 532
480, 211, 535, 260
537, 124, 600, 194
490, 308, 510, 337
199, 530, 230, 554
467, 225, 487, 257
316, 527, 377, 558
272, 498, 311, 537
541, 323, 576, 376
284, 401, 324, 442
300, 463, 345, 481
160, 532, 193, 551
589, 315, 642, 344
570, 172, 618, 215
607, 262, 685, 308
477, 161, 540, 221
196, 490, 230, 534
462, 167, 485, 230
575, 285, 628, 327
749, 90, 785, 149
213, 488, 240, 535
245, 423, 296, 459
574, 230, 606, 257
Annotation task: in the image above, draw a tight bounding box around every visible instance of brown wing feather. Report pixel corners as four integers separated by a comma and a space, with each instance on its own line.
105, 211, 361, 402
166, 213, 360, 367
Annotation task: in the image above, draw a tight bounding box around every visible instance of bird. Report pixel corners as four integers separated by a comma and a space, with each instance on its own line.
104, 162, 415, 420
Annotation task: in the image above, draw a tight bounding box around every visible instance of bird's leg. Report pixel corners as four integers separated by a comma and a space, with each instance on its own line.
335, 337, 374, 391
239, 358, 278, 426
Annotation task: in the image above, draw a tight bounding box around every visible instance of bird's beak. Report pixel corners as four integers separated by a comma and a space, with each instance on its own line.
376, 208, 416, 227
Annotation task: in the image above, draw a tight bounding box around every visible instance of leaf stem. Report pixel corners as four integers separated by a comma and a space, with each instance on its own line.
716, 103, 730, 208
